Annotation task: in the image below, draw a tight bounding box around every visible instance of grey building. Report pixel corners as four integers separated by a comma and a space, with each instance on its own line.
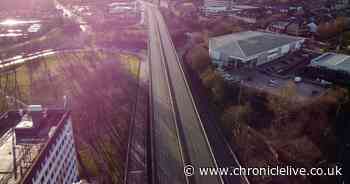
335, 0, 350, 9
0, 106, 79, 184
310, 53, 350, 72
209, 31, 305, 68
307, 52, 350, 85
202, 0, 234, 15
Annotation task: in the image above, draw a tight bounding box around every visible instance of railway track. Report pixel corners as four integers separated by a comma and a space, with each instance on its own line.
124, 59, 142, 184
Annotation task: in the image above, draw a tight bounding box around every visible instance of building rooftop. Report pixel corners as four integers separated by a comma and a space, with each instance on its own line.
231, 5, 260, 10
270, 21, 290, 28
0, 107, 67, 183
309, 52, 350, 73
15, 119, 33, 129
209, 31, 304, 60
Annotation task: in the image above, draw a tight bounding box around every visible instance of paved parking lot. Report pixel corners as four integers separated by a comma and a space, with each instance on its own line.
220, 68, 326, 101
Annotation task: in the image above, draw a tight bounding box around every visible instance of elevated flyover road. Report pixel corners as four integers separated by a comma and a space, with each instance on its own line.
147, 4, 187, 184
147, 3, 237, 184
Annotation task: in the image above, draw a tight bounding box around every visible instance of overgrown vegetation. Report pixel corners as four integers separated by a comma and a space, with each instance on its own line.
90, 27, 147, 50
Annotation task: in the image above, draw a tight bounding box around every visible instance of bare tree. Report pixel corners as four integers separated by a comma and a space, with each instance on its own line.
267, 81, 297, 126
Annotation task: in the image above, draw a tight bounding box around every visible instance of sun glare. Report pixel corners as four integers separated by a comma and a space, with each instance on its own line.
0, 19, 20, 26
0, 19, 41, 26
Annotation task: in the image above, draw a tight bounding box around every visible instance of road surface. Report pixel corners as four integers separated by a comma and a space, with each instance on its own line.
147, 4, 230, 184
147, 4, 187, 183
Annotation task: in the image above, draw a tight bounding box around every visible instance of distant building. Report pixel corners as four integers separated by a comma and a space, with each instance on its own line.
231, 5, 261, 24
307, 22, 318, 34
306, 52, 350, 85
335, 0, 350, 10
202, 0, 233, 15
266, 21, 290, 33
266, 19, 310, 36
209, 31, 305, 68
0, 106, 79, 184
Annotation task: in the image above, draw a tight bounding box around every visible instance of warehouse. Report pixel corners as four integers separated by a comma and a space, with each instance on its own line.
306, 52, 350, 85
209, 31, 305, 68
201, 0, 233, 15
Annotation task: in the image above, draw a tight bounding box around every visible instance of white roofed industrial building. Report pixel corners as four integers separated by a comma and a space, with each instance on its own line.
202, 0, 233, 15
309, 52, 350, 73
306, 52, 350, 85
209, 31, 305, 68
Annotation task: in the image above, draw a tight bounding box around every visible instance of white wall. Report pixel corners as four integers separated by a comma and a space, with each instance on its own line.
32, 118, 79, 184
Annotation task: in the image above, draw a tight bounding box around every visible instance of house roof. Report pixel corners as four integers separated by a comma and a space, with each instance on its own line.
270, 21, 290, 28
310, 52, 350, 73
209, 31, 304, 60
231, 5, 260, 10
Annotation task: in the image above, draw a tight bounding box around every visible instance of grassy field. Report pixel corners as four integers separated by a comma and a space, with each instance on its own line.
0, 50, 142, 183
